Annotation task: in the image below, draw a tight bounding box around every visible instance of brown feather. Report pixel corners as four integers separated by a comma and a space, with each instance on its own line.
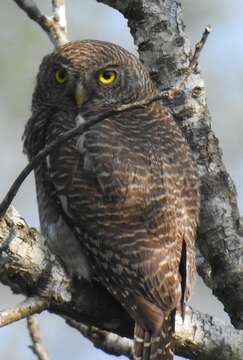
24, 40, 200, 360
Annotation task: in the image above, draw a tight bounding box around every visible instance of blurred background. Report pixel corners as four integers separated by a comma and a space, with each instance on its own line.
0, 1, 242, 359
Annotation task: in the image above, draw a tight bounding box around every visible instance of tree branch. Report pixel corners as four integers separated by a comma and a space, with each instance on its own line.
27, 315, 49, 360
175, 307, 243, 360
67, 308, 243, 360
0, 298, 47, 328
189, 26, 212, 73
52, 0, 67, 34
0, 207, 243, 359
0, 206, 133, 337
13, 0, 68, 47
66, 319, 133, 359
176, 25, 212, 94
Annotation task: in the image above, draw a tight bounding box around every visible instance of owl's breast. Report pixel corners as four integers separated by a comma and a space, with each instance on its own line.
48, 117, 148, 202
40, 109, 198, 309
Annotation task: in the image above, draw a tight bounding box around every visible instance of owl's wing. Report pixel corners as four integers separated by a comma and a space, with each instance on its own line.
46, 111, 198, 329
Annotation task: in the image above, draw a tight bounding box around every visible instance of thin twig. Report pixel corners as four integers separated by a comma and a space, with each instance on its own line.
27, 315, 49, 360
13, 0, 68, 47
163, 25, 212, 99
0, 297, 48, 328
190, 26, 212, 73
0, 26, 211, 219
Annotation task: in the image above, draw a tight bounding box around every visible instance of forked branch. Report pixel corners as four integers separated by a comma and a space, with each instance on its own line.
0, 298, 48, 328
13, 0, 68, 47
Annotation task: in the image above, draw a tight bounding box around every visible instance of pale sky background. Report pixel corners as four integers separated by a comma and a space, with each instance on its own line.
0, 1, 242, 359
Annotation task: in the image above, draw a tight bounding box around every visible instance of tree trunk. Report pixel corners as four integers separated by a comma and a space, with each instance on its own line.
1, 1, 243, 359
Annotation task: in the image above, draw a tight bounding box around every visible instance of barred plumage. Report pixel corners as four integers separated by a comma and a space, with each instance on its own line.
24, 40, 200, 359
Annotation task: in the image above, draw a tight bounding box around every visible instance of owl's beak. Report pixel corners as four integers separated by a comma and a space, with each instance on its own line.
75, 81, 88, 109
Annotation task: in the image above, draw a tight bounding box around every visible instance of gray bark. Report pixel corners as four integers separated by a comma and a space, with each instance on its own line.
68, 308, 243, 360
97, 0, 243, 329
0, 207, 133, 337
1, 207, 243, 359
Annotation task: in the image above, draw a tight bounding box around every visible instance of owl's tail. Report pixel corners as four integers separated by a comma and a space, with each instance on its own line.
133, 312, 175, 360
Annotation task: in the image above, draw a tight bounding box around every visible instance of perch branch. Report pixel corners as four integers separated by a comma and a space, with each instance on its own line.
66, 309, 243, 360
27, 315, 49, 360
13, 0, 68, 47
0, 206, 133, 335
0, 207, 243, 359
0, 298, 47, 328
175, 307, 243, 360
66, 319, 133, 359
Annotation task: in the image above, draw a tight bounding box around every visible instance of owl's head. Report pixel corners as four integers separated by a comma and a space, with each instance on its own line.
32, 40, 156, 115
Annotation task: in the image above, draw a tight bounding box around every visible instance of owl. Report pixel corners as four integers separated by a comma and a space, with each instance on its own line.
23, 40, 200, 360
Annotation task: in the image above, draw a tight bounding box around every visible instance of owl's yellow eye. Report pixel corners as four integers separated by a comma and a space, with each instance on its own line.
98, 70, 117, 85
55, 69, 69, 84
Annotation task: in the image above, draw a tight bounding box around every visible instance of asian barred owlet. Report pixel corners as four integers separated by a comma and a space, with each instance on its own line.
24, 40, 199, 360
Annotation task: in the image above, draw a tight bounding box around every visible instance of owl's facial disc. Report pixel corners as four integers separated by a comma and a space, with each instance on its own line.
35, 40, 156, 113
75, 81, 88, 109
